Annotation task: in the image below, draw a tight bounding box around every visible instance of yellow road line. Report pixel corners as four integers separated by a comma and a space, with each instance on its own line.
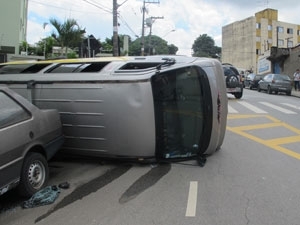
230, 122, 285, 131
227, 114, 300, 160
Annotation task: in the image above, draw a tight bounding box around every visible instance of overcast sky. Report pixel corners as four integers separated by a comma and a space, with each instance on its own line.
27, 0, 300, 56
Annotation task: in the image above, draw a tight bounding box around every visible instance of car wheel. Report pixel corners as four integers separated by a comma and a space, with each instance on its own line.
257, 85, 261, 92
17, 152, 49, 197
234, 92, 243, 99
286, 91, 291, 96
250, 85, 253, 90
234, 87, 243, 99
267, 86, 272, 94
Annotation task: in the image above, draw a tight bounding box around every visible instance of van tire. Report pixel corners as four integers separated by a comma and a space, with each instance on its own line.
226, 74, 239, 88
17, 152, 49, 197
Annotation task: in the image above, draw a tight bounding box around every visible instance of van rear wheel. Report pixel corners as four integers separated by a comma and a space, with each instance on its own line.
17, 152, 49, 197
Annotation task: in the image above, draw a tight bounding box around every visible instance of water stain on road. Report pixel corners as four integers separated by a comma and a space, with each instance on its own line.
35, 164, 132, 223
119, 163, 171, 204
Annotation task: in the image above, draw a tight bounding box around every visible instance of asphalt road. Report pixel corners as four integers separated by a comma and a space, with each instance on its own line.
1, 89, 300, 225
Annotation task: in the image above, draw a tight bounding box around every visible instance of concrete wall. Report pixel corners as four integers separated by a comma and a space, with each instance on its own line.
222, 16, 257, 72
0, 0, 28, 55
283, 46, 300, 78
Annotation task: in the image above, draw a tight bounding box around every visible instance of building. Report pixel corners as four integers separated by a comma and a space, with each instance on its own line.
222, 8, 300, 74
0, 0, 28, 62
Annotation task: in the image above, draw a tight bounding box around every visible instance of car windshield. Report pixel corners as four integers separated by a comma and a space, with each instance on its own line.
255, 75, 263, 80
274, 74, 291, 81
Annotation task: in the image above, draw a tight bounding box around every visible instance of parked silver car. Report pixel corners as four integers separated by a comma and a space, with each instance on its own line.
0, 87, 64, 197
257, 73, 292, 95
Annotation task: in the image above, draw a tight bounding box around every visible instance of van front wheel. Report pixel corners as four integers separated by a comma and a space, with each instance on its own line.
17, 152, 49, 197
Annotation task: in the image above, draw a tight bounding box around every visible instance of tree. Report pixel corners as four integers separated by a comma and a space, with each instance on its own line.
50, 18, 85, 56
192, 34, 221, 58
168, 44, 178, 55
19, 41, 36, 55
35, 36, 57, 58
129, 35, 178, 56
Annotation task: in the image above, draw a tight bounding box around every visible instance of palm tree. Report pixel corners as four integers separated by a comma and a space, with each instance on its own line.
50, 18, 85, 56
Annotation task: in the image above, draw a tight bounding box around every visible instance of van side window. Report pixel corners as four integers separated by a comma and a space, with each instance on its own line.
46, 62, 110, 73
0, 64, 50, 74
0, 91, 31, 129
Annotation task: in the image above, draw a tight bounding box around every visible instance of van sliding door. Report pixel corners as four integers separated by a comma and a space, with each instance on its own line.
152, 66, 212, 160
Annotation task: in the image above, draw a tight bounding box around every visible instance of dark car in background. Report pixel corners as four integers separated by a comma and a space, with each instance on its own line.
0, 86, 64, 197
257, 73, 292, 95
222, 63, 243, 99
244, 73, 264, 90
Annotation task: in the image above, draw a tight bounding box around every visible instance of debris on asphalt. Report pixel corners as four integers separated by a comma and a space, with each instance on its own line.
22, 186, 60, 209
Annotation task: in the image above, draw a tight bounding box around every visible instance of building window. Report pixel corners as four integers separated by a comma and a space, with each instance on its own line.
287, 28, 293, 34
277, 26, 284, 33
256, 36, 261, 42
256, 49, 261, 55
278, 39, 284, 46
268, 25, 272, 31
256, 23, 261, 29
288, 40, 293, 48
297, 30, 300, 36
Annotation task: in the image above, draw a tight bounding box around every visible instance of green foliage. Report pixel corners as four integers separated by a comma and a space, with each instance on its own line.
35, 37, 57, 58
19, 41, 35, 55
192, 34, 221, 58
168, 44, 178, 55
129, 35, 178, 56
67, 52, 78, 58
50, 18, 85, 55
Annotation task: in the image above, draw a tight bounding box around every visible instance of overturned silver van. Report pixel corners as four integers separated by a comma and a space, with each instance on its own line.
0, 56, 227, 162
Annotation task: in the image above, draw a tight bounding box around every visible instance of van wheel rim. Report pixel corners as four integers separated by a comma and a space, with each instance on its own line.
28, 161, 45, 189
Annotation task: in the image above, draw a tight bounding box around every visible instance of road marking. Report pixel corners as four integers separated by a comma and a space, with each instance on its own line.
238, 101, 267, 113
260, 102, 296, 114
185, 181, 198, 217
281, 103, 300, 110
227, 114, 300, 160
228, 105, 238, 113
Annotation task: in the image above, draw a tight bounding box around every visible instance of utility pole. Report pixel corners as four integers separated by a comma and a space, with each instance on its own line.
140, 0, 160, 56
146, 16, 163, 55
113, 0, 119, 56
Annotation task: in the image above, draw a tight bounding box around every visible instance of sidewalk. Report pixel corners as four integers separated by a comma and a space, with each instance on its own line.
291, 89, 300, 98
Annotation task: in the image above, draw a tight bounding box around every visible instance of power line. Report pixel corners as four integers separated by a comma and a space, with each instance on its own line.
82, 0, 112, 14
30, 0, 106, 14
118, 14, 139, 38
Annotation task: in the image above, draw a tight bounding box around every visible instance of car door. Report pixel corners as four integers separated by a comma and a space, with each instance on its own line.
0, 90, 32, 189
260, 74, 271, 90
